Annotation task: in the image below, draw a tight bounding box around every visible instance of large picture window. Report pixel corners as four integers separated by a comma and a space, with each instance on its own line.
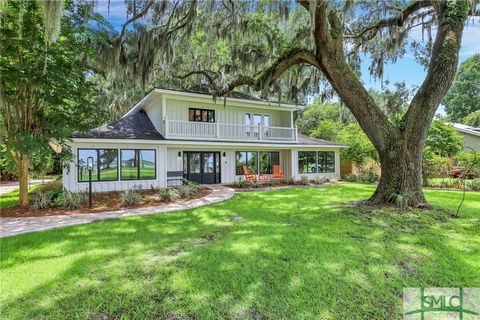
78, 149, 118, 182
235, 151, 258, 175
189, 108, 215, 122
121, 149, 156, 180
298, 151, 336, 174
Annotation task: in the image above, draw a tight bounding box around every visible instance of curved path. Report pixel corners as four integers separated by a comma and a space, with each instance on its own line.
0, 185, 234, 238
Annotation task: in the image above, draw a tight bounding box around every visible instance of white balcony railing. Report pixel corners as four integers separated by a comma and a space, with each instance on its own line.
165, 118, 297, 142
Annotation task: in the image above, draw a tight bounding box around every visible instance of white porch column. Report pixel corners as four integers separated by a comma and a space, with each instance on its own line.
290, 149, 296, 180
158, 145, 168, 188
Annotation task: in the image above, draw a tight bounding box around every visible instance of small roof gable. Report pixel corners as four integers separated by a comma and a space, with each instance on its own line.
73, 111, 164, 140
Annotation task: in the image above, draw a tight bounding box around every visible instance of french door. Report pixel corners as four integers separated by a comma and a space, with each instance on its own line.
183, 152, 221, 184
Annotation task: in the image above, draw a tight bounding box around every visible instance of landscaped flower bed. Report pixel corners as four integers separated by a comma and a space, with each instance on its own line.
227, 176, 337, 190
0, 181, 211, 218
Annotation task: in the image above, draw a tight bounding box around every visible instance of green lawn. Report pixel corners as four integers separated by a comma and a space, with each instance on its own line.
1, 184, 479, 319
0, 185, 44, 209
0, 180, 63, 209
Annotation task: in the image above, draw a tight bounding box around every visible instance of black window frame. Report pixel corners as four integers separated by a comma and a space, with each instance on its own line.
298, 151, 336, 174
120, 149, 157, 181
298, 151, 317, 174
77, 148, 119, 183
188, 108, 215, 123
235, 151, 260, 175
317, 151, 335, 173
259, 151, 280, 174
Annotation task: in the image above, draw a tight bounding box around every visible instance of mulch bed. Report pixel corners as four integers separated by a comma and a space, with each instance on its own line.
226, 181, 337, 191
0, 187, 212, 218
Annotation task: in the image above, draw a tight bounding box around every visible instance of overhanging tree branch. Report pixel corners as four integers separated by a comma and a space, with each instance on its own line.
350, 0, 433, 40
177, 47, 319, 97
175, 70, 220, 85
216, 48, 319, 96
118, 0, 155, 40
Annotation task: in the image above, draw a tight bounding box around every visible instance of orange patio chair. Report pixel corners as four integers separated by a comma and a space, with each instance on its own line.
272, 165, 284, 180
242, 165, 257, 182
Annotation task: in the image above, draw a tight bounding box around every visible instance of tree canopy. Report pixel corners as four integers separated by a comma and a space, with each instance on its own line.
0, 0, 108, 205
444, 54, 480, 123
425, 120, 464, 156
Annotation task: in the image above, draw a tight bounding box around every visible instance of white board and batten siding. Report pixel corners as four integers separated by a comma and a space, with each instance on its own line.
63, 142, 167, 193
164, 98, 292, 127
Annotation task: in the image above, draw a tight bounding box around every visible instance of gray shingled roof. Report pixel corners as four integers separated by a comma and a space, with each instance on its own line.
73, 111, 164, 140
296, 134, 347, 146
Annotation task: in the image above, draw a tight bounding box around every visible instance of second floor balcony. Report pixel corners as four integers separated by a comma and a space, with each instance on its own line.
164, 117, 298, 142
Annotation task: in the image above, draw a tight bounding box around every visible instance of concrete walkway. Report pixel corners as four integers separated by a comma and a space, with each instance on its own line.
0, 185, 235, 238
0, 179, 55, 195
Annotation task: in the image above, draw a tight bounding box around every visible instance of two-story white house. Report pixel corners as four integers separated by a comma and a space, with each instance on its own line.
63, 88, 347, 192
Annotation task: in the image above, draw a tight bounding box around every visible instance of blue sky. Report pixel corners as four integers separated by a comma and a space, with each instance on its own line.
96, 1, 480, 96
360, 17, 480, 92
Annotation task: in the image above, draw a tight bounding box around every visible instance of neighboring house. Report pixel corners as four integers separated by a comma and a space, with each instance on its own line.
63, 88, 347, 192
451, 123, 480, 152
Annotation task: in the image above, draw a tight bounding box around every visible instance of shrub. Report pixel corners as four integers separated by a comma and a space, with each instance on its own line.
343, 173, 358, 182
470, 178, 480, 191
456, 152, 480, 178
158, 188, 180, 202
269, 179, 279, 186
388, 192, 412, 210
30, 191, 53, 211
329, 177, 338, 183
251, 179, 260, 188
176, 182, 200, 198
300, 175, 309, 185
422, 151, 453, 182
287, 177, 295, 185
175, 185, 189, 198
314, 175, 327, 184
235, 178, 247, 188
62, 190, 88, 210
357, 170, 379, 183
37, 180, 63, 193
121, 188, 144, 207
185, 180, 201, 193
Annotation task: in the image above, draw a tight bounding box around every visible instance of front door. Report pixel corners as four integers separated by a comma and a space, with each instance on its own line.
183, 152, 221, 184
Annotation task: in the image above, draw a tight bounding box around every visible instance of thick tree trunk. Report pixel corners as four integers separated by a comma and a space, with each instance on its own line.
369, 139, 426, 206
17, 156, 29, 207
